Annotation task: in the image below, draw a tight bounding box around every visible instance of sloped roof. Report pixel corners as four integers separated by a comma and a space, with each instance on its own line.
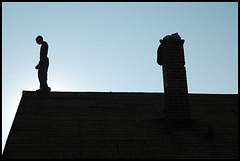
2, 91, 238, 159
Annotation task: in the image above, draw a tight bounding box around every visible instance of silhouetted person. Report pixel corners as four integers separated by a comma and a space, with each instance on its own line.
35, 35, 51, 92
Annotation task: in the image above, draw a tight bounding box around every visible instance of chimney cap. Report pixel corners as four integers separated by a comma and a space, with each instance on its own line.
159, 32, 184, 43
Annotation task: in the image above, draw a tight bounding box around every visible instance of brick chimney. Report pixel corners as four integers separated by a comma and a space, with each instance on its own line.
157, 33, 190, 120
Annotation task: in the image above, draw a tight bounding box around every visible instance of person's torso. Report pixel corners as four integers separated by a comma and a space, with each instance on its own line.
40, 41, 48, 60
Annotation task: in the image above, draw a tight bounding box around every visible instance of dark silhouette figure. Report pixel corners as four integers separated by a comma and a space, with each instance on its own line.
35, 35, 51, 92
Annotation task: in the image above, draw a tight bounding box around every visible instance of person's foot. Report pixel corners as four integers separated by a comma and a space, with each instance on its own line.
36, 88, 43, 92
47, 87, 51, 92
36, 87, 51, 93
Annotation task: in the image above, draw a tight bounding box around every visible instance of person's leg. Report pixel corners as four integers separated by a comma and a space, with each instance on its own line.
38, 63, 49, 89
42, 63, 49, 89
38, 68, 43, 89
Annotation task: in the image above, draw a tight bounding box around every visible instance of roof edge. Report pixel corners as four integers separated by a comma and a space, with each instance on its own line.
22, 90, 238, 96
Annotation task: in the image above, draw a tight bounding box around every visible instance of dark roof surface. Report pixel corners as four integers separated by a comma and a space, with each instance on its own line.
2, 91, 238, 159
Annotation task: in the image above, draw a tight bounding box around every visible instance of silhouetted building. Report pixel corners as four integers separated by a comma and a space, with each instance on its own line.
157, 33, 190, 120
2, 92, 238, 159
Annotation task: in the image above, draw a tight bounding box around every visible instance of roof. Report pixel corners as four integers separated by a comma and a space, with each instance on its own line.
2, 91, 238, 159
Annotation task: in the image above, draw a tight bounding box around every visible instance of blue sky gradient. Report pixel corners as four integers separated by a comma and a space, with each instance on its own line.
2, 2, 238, 152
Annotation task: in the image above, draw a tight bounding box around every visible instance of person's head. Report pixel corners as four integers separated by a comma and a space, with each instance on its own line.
36, 35, 43, 45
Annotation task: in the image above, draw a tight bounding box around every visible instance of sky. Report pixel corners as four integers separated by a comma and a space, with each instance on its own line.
2, 2, 238, 153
